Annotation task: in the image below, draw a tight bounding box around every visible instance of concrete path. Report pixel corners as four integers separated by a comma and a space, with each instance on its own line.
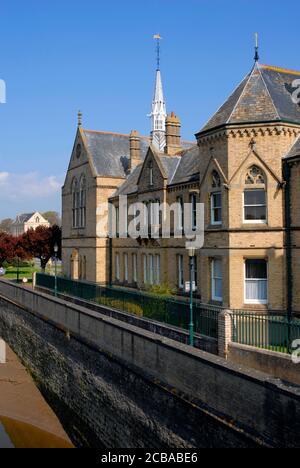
0, 343, 73, 448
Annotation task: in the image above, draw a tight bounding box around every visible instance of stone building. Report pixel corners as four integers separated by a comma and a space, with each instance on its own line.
11, 212, 50, 237
62, 55, 300, 314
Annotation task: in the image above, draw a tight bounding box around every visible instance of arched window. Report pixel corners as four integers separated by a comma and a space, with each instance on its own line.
72, 178, 79, 228
211, 171, 222, 225
79, 176, 87, 228
245, 166, 265, 185
244, 166, 267, 223
212, 170, 221, 188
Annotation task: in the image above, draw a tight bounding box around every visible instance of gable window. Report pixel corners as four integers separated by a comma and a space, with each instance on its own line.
149, 162, 154, 187
212, 259, 222, 302
244, 167, 267, 223
245, 259, 268, 304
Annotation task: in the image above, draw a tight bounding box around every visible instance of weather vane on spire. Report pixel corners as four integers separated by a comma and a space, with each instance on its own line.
153, 34, 162, 70
254, 32, 259, 62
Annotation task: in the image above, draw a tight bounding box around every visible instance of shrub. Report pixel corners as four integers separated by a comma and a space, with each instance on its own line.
96, 297, 144, 317
144, 283, 176, 298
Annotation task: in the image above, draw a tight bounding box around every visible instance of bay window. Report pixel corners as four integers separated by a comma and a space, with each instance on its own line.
244, 189, 267, 223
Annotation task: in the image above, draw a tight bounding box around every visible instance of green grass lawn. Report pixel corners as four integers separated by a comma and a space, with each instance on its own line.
2, 264, 62, 283
3, 266, 40, 283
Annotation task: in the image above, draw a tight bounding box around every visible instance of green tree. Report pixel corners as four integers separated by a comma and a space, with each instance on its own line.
0, 218, 14, 233
43, 211, 61, 227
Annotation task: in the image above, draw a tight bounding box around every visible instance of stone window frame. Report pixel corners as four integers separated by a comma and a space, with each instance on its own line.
71, 177, 80, 228
79, 175, 87, 229
244, 258, 268, 305
210, 170, 222, 226
243, 165, 267, 225
211, 258, 223, 302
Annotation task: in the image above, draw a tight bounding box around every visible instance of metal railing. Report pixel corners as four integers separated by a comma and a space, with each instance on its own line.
36, 273, 221, 339
231, 310, 300, 354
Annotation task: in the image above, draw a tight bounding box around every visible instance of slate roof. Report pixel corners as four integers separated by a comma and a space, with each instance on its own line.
285, 136, 300, 160
12, 213, 35, 225
198, 64, 300, 135
160, 156, 181, 183
82, 129, 195, 178
170, 146, 200, 185
83, 131, 150, 178
113, 164, 143, 197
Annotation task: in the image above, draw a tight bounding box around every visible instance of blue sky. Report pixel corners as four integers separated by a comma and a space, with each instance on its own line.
0, 0, 299, 219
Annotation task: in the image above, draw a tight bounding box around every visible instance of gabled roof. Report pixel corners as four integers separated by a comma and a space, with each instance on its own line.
12, 212, 48, 225
170, 146, 200, 185
159, 156, 181, 183
285, 135, 300, 160
82, 130, 150, 178
113, 164, 143, 197
112, 144, 200, 198
82, 129, 195, 178
198, 63, 300, 135
13, 213, 35, 225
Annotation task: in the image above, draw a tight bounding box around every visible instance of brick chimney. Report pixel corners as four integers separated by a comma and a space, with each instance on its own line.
165, 112, 181, 155
129, 130, 141, 171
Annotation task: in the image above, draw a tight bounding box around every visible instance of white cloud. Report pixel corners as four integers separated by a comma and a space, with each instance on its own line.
0, 171, 63, 201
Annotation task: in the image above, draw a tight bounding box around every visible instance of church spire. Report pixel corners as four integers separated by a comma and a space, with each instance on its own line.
149, 34, 167, 152
254, 32, 260, 63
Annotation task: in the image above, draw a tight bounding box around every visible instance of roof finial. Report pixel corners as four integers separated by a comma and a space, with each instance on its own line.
254, 32, 259, 63
78, 110, 82, 127
153, 34, 162, 70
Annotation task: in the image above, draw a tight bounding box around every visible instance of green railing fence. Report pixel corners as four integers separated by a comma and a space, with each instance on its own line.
231, 311, 300, 354
36, 273, 221, 339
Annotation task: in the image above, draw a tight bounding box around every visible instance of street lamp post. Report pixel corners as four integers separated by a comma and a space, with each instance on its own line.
188, 247, 196, 347
16, 257, 20, 284
54, 243, 58, 297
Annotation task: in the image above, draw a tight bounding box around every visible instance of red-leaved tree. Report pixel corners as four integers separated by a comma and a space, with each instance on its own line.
0, 233, 16, 267
21, 225, 62, 271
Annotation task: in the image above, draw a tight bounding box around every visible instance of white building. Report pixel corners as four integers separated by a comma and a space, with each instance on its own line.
10, 212, 50, 237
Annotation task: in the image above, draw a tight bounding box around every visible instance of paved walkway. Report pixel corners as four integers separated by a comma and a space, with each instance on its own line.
0, 343, 73, 448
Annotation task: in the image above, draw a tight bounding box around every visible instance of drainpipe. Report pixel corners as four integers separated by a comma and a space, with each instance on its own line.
283, 160, 293, 326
